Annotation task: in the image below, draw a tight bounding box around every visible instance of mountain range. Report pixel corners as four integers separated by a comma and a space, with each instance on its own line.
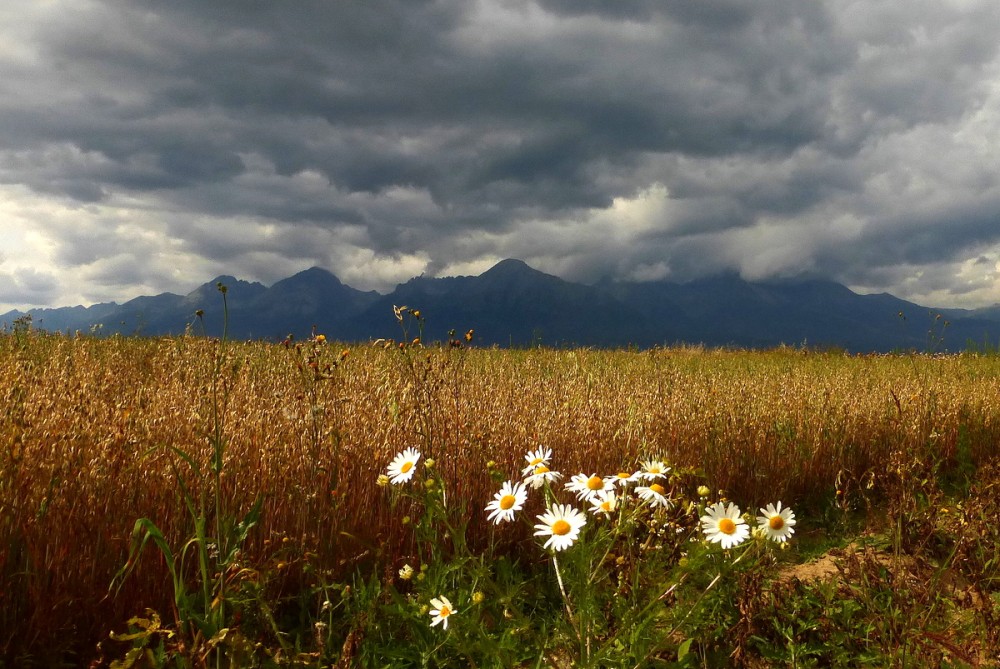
5, 259, 1000, 352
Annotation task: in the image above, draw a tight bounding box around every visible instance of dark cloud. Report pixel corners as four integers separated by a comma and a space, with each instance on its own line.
2, 0, 1000, 310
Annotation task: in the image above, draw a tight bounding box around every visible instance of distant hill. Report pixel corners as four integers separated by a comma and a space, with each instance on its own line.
4, 260, 1000, 352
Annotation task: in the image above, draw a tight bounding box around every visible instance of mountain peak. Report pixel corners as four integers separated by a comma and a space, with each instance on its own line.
482, 258, 538, 276
296, 266, 343, 282
9, 263, 1000, 351
481, 258, 550, 280
185, 276, 266, 301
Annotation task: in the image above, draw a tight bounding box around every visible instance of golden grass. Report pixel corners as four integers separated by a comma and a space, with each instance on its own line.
3, 332, 1000, 660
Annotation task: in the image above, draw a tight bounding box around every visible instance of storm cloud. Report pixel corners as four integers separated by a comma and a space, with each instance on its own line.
2, 0, 999, 310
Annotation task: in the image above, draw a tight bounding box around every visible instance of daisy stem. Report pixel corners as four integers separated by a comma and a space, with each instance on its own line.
588, 503, 628, 585
550, 552, 582, 650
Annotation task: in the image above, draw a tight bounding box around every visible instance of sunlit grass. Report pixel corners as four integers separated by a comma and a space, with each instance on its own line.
3, 321, 1000, 665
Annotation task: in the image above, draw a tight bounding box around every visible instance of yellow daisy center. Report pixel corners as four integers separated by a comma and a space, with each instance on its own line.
551, 519, 572, 536
529, 457, 543, 466
499, 494, 517, 510
438, 605, 451, 617
586, 475, 604, 490
718, 518, 737, 535
601, 501, 613, 512
768, 515, 785, 530
616, 472, 631, 479
400, 461, 414, 473
650, 483, 666, 495
534, 465, 550, 474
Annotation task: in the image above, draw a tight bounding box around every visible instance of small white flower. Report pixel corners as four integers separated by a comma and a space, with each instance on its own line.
485, 480, 528, 524
521, 446, 553, 477
757, 502, 796, 543
398, 564, 414, 580
386, 447, 421, 484
534, 503, 587, 551
640, 460, 670, 481
524, 464, 562, 489
701, 502, 749, 549
429, 596, 457, 629
635, 482, 672, 508
565, 473, 612, 502
609, 471, 642, 487
589, 489, 618, 516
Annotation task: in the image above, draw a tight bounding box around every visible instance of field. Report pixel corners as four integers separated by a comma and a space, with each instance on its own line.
3, 317, 1000, 667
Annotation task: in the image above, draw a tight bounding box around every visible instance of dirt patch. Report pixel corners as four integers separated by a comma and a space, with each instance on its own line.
777, 541, 926, 585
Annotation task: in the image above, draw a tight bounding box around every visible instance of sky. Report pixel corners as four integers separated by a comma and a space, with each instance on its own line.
2, 0, 1000, 313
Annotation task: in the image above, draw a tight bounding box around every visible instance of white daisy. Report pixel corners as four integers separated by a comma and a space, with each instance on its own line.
701, 502, 749, 549
521, 446, 553, 477
610, 471, 642, 487
485, 480, 528, 524
534, 503, 587, 551
757, 502, 796, 543
640, 460, 670, 481
386, 447, 421, 484
635, 482, 672, 509
429, 596, 457, 629
524, 464, 562, 489
589, 489, 618, 516
565, 473, 612, 502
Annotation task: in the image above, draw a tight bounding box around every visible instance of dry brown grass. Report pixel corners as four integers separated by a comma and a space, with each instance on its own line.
3, 332, 1000, 662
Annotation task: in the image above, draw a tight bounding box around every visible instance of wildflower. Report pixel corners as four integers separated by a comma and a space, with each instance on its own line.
376, 474, 390, 487
525, 465, 562, 489
398, 564, 414, 580
610, 471, 641, 487
471, 591, 485, 605
315, 334, 326, 344
387, 447, 421, 484
534, 504, 587, 551
756, 502, 796, 543
697, 485, 711, 498
635, 483, 672, 509
429, 596, 457, 629
521, 446, 553, 477
566, 473, 611, 502
640, 460, 670, 481
486, 480, 528, 524
424, 458, 436, 469
589, 489, 617, 516
701, 502, 749, 549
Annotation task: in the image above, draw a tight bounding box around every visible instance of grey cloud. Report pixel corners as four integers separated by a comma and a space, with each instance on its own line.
0, 269, 60, 307
2, 0, 1000, 308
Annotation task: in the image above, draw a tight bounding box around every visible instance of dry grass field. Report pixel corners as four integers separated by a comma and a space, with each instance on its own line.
3, 326, 1000, 665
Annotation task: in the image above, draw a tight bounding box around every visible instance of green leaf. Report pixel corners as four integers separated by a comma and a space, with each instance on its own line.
111, 518, 177, 596
224, 494, 264, 564
677, 637, 694, 661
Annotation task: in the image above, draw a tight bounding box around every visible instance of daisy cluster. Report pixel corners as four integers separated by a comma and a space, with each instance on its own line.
384, 446, 796, 553
380, 445, 797, 629
700, 501, 796, 548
